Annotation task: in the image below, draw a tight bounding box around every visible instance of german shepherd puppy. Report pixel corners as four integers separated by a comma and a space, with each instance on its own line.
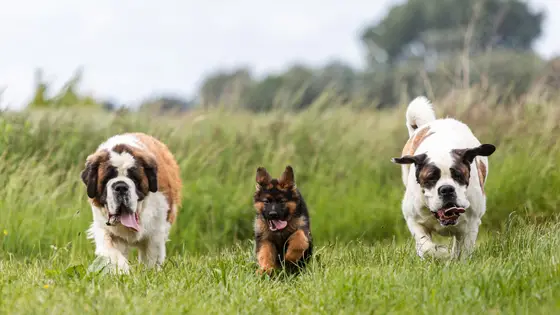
253, 166, 313, 274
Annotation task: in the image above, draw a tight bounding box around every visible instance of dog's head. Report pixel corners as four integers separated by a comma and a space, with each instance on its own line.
392, 144, 496, 226
253, 166, 299, 232
80, 144, 158, 231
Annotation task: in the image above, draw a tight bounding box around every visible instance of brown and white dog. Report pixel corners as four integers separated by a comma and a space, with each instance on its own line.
80, 133, 182, 274
391, 97, 496, 259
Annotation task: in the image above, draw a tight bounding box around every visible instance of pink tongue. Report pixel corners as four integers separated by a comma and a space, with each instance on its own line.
120, 213, 140, 232
272, 220, 288, 230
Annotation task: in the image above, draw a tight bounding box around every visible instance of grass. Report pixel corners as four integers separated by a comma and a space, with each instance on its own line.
0, 95, 559, 313
1, 218, 558, 314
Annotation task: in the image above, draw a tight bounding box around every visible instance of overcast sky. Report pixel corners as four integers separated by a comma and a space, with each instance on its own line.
1, 0, 558, 109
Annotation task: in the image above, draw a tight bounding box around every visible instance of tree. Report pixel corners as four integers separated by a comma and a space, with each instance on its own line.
28, 68, 100, 109
198, 68, 253, 109
139, 95, 196, 114
361, 0, 545, 66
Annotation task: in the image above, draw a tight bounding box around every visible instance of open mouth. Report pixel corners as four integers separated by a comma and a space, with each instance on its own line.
267, 220, 288, 231
106, 205, 140, 232
433, 203, 465, 226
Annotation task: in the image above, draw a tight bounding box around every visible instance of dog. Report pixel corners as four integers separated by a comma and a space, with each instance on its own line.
80, 133, 182, 274
391, 96, 496, 259
253, 166, 312, 274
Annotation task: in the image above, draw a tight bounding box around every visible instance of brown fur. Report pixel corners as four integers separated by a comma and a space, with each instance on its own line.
254, 215, 308, 244
256, 241, 277, 274
284, 229, 310, 262
82, 150, 110, 208
417, 163, 441, 189
253, 166, 312, 275
132, 133, 182, 223
450, 150, 473, 187
476, 159, 487, 194
401, 126, 434, 157
82, 133, 182, 224
401, 127, 434, 175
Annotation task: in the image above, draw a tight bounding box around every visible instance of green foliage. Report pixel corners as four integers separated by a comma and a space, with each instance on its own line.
1, 94, 559, 257
27, 68, 101, 109
361, 0, 544, 64
193, 51, 550, 112
138, 95, 196, 114
1, 92, 559, 313
199, 68, 253, 109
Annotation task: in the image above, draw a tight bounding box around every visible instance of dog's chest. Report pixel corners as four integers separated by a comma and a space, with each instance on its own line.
269, 230, 293, 249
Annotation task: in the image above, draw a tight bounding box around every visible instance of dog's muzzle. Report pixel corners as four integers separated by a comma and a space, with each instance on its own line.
106, 181, 140, 232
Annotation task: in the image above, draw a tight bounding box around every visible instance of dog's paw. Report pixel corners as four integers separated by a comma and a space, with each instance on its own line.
256, 266, 275, 276
106, 251, 130, 275
419, 243, 451, 260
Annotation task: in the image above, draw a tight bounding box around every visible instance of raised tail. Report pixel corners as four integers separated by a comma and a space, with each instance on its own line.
405, 96, 437, 137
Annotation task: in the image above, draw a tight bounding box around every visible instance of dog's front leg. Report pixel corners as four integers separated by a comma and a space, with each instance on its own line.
91, 227, 130, 274
452, 220, 481, 259
256, 240, 278, 275
406, 220, 450, 259
285, 229, 310, 263
138, 237, 167, 270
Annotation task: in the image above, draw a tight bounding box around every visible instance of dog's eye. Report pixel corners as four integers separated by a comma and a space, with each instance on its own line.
450, 168, 467, 184
450, 168, 461, 179
426, 174, 438, 182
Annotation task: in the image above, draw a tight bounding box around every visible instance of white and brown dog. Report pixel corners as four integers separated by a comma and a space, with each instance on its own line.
80, 133, 182, 273
391, 97, 496, 259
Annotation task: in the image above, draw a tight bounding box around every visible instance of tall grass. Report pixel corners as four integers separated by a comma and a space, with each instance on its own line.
1, 93, 558, 258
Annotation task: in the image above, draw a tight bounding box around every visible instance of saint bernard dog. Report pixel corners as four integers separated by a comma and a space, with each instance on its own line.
391, 97, 496, 260
80, 133, 182, 274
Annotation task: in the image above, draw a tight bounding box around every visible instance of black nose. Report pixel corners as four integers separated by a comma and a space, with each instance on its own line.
438, 185, 455, 197
112, 181, 129, 194
268, 211, 279, 219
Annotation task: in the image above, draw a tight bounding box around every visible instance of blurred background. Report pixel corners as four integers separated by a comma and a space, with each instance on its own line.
0, 0, 559, 258
0, 0, 558, 111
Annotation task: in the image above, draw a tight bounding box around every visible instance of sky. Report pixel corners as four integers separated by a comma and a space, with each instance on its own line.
1, 0, 558, 109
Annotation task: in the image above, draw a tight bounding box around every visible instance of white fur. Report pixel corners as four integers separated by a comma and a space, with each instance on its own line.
405, 96, 437, 137
86, 134, 172, 274
110, 151, 136, 176
87, 192, 172, 273
99, 134, 145, 151
396, 97, 490, 260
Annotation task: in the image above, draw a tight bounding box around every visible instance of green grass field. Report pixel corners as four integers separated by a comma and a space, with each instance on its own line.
1, 98, 559, 314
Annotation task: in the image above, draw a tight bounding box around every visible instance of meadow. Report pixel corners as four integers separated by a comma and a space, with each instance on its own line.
0, 94, 559, 314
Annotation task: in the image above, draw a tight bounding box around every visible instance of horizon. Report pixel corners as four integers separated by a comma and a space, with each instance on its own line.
1, 0, 558, 110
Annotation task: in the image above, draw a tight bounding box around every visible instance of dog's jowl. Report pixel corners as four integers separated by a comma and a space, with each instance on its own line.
391, 96, 496, 260
253, 166, 313, 274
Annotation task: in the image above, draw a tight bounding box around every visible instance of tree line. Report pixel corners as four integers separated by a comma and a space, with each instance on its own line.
22, 0, 559, 113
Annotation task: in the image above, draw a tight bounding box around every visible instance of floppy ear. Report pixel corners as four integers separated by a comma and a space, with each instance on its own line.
80, 157, 100, 199
140, 156, 158, 193
279, 165, 295, 188
453, 144, 496, 165
256, 167, 272, 188
391, 153, 428, 166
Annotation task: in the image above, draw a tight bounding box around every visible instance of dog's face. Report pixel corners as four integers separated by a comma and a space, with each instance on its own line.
80, 145, 158, 231
393, 144, 496, 226
253, 166, 299, 232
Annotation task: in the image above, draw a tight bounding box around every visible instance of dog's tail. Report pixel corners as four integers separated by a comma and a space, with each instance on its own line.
405, 96, 437, 137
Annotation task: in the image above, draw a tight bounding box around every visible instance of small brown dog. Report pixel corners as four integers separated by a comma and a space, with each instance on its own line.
253, 166, 313, 274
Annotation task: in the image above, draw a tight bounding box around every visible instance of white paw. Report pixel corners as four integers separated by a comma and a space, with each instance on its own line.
418, 243, 451, 260
107, 251, 130, 275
